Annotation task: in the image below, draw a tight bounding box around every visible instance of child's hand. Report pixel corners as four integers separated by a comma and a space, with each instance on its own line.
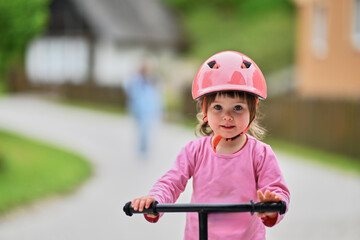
131, 196, 157, 219
256, 190, 282, 219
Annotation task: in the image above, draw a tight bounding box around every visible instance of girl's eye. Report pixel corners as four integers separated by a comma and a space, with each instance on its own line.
234, 105, 242, 111
214, 105, 222, 110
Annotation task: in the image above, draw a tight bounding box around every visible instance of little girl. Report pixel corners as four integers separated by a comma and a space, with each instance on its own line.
131, 51, 290, 239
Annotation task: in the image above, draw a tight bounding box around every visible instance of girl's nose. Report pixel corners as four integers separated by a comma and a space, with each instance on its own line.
223, 113, 233, 121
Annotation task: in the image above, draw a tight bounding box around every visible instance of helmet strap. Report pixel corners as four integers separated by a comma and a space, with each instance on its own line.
225, 134, 241, 142
212, 135, 222, 152
212, 134, 242, 152
212, 131, 247, 153
202, 97, 208, 122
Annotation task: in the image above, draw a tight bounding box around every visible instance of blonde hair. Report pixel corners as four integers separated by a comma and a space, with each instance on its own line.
195, 92, 266, 140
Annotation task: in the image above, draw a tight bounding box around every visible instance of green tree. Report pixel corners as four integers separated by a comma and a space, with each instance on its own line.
0, 0, 50, 89
163, 0, 295, 74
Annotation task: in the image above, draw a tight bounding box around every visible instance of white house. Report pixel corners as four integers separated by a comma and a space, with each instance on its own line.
25, 0, 182, 88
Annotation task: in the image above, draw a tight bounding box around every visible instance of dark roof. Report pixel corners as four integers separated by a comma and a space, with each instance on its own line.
72, 0, 181, 45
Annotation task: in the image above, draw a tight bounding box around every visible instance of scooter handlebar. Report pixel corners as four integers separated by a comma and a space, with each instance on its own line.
123, 200, 286, 217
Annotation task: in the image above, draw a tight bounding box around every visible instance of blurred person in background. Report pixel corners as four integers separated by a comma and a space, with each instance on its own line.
125, 60, 162, 157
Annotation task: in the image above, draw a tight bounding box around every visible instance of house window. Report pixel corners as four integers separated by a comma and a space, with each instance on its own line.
312, 3, 328, 58
26, 37, 89, 84
352, 0, 360, 50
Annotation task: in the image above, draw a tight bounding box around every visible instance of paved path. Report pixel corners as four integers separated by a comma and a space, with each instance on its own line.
0, 95, 359, 240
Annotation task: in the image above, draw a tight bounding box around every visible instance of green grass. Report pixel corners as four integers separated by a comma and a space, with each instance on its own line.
0, 129, 92, 214
265, 138, 360, 176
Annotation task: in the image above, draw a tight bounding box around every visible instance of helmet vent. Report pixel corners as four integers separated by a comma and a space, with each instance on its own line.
208, 60, 219, 69
241, 60, 252, 69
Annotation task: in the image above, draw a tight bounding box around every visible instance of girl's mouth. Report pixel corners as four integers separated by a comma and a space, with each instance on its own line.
221, 125, 235, 130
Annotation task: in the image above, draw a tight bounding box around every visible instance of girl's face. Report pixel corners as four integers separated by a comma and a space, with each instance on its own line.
206, 94, 250, 139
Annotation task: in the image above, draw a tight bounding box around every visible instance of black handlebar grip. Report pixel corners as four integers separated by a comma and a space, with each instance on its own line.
250, 200, 287, 215
123, 201, 133, 216
254, 201, 287, 215
123, 201, 159, 217
279, 200, 287, 215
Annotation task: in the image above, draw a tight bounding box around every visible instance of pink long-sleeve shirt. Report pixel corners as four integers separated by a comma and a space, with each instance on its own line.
148, 135, 290, 240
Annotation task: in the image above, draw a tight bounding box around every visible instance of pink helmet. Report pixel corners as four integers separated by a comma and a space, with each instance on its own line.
192, 51, 267, 100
